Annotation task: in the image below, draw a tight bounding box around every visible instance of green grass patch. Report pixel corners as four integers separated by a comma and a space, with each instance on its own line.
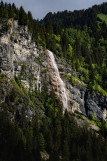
74, 111, 102, 129
63, 72, 86, 87
92, 83, 107, 97
97, 14, 107, 24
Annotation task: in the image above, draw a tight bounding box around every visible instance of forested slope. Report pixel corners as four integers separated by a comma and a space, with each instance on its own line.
0, 2, 107, 97
0, 2, 107, 161
42, 2, 107, 96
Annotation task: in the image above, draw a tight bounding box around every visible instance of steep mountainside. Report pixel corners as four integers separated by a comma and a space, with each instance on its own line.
0, 18, 107, 121
0, 2, 107, 161
43, 2, 107, 29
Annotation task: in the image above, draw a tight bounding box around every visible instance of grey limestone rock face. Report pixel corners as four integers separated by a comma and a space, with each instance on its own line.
84, 91, 107, 120
0, 21, 43, 92
0, 43, 13, 72
0, 21, 46, 122
0, 20, 106, 121
55, 55, 107, 120
0, 80, 12, 104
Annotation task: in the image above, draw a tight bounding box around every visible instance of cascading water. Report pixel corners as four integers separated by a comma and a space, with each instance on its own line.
36, 66, 41, 92
47, 50, 68, 111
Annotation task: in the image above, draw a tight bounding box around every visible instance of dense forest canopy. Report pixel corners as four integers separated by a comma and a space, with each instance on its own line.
0, 74, 107, 161
43, 2, 107, 29
42, 3, 107, 96
0, 1, 107, 161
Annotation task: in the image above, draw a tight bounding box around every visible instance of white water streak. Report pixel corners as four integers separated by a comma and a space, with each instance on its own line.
37, 66, 41, 92
47, 50, 68, 111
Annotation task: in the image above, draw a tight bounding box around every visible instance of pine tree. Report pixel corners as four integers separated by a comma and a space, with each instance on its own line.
19, 6, 28, 25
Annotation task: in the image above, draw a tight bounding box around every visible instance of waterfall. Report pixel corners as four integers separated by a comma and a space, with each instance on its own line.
47, 50, 68, 111
37, 66, 41, 92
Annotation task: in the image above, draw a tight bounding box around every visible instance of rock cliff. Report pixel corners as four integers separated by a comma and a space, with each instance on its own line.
0, 19, 107, 121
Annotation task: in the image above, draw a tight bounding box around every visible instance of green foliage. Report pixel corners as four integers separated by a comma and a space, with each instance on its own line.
46, 33, 62, 56
92, 112, 97, 121
43, 4, 107, 95
93, 83, 107, 96
19, 6, 28, 26
0, 112, 41, 161
38, 133, 46, 151
0, 2, 107, 160
1, 76, 107, 161
0, 1, 106, 96
88, 80, 107, 96
63, 73, 86, 87
98, 13, 107, 24
0, 73, 7, 81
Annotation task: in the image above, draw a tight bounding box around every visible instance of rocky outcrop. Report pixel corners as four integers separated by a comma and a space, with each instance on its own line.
0, 20, 42, 92
0, 43, 14, 78
55, 54, 107, 120
0, 20, 44, 121
0, 19, 106, 121
84, 91, 107, 120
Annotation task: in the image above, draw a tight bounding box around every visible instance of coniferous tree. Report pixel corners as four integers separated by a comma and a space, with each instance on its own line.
19, 6, 28, 25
